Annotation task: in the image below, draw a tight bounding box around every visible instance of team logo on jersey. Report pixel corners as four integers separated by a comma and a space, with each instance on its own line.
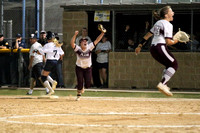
76, 50, 91, 58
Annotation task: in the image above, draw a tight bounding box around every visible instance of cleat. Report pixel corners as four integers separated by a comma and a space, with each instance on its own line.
52, 80, 57, 90
157, 82, 173, 96
26, 89, 33, 95
26, 92, 32, 95
76, 96, 81, 101
76, 93, 81, 101
47, 90, 54, 96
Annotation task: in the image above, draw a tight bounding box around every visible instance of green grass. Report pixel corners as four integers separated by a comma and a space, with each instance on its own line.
0, 89, 200, 99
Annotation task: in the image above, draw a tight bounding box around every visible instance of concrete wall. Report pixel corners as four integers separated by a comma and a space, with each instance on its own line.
109, 52, 200, 89
62, 11, 88, 87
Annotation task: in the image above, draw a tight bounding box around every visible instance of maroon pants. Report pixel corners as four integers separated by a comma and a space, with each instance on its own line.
150, 43, 178, 70
75, 65, 92, 90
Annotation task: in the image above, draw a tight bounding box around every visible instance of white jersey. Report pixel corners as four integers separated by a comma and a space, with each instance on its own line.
29, 42, 43, 67
74, 42, 95, 68
95, 41, 111, 63
150, 20, 173, 46
39, 42, 64, 60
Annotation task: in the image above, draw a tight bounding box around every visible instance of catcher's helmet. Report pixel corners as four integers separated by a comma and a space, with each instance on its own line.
46, 31, 55, 40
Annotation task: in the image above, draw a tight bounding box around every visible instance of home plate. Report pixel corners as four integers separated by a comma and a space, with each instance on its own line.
37, 95, 59, 99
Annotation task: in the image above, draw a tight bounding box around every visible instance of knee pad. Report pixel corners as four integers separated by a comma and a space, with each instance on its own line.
41, 76, 47, 82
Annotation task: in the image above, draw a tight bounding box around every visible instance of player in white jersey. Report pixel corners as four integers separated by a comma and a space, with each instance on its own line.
135, 6, 179, 96
71, 29, 105, 101
27, 33, 49, 95
38, 31, 63, 95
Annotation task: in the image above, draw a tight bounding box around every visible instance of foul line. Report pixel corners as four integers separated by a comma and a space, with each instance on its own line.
0, 112, 200, 128
2, 120, 200, 128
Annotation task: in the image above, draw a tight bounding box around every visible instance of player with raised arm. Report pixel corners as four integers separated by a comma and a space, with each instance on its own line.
70, 24, 106, 101
38, 31, 64, 96
135, 6, 179, 96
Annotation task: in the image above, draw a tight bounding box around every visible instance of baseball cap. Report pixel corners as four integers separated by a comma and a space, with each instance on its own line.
46, 31, 55, 40
0, 33, 3, 38
40, 30, 46, 34
16, 33, 22, 38
79, 38, 88, 43
30, 33, 37, 39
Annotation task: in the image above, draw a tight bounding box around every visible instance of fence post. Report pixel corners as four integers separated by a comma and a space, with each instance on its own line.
22, 0, 26, 43
0, 0, 3, 34
18, 49, 24, 87
35, 0, 40, 38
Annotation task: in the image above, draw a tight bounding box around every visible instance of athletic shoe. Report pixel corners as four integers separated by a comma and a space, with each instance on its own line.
52, 80, 57, 90
165, 85, 171, 91
157, 82, 173, 96
76, 93, 81, 101
47, 90, 55, 96
26, 89, 33, 95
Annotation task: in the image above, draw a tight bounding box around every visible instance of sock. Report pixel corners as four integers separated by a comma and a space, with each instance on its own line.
43, 81, 53, 92
162, 69, 166, 79
45, 88, 49, 93
30, 78, 36, 90
47, 76, 54, 84
161, 67, 175, 85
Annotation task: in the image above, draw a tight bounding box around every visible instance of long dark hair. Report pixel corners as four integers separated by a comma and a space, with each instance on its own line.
152, 6, 171, 20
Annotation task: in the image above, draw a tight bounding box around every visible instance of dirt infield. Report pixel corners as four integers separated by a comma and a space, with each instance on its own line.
0, 96, 200, 133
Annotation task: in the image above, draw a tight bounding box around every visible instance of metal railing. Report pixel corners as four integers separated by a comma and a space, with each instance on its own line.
0, 49, 30, 87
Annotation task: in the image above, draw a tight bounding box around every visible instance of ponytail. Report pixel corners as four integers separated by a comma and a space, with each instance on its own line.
153, 6, 171, 20
152, 10, 160, 20
53, 38, 63, 47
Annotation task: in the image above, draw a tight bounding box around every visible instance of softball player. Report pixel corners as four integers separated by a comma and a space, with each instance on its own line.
27, 33, 47, 95
135, 6, 178, 96
71, 29, 105, 101
38, 31, 64, 95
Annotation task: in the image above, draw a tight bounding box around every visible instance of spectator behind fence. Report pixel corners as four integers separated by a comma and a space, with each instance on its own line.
188, 34, 200, 51
0, 33, 10, 87
127, 38, 138, 51
38, 30, 48, 46
12, 33, 26, 49
95, 35, 112, 88
75, 27, 92, 45
10, 33, 26, 86
118, 24, 132, 49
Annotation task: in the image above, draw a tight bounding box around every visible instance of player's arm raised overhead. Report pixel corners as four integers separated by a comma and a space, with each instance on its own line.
93, 32, 105, 46
135, 32, 153, 55
93, 24, 106, 46
70, 31, 79, 49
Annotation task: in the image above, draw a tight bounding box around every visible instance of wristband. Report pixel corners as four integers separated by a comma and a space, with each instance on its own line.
139, 38, 147, 46
138, 44, 143, 48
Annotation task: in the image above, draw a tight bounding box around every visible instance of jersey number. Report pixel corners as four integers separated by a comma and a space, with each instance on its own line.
154, 25, 161, 36
53, 50, 57, 57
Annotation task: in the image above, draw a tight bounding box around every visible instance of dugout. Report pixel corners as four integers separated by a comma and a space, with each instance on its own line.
61, 2, 200, 90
